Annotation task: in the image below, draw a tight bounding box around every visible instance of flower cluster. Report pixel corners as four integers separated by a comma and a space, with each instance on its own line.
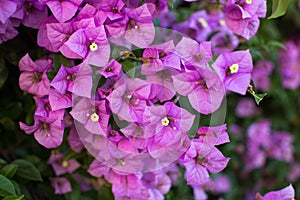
245, 119, 294, 171
279, 36, 300, 90
0, 0, 48, 44
5, 0, 293, 199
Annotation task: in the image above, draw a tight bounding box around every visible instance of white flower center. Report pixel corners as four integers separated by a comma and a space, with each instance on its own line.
89, 42, 98, 51
229, 63, 239, 74
90, 113, 99, 122
161, 117, 170, 126
219, 19, 225, 26
245, 0, 252, 4
198, 17, 208, 28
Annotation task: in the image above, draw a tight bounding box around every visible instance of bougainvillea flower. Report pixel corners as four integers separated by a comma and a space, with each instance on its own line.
120, 123, 153, 149
193, 175, 231, 199
267, 131, 294, 163
0, 20, 18, 44
143, 102, 195, 146
75, 3, 107, 27
252, 60, 274, 91
33, 95, 65, 119
109, 173, 148, 199
188, 10, 212, 42
0, 0, 17, 24
59, 25, 110, 67
44, 0, 83, 22
49, 88, 72, 110
175, 37, 212, 67
224, 0, 266, 39
235, 98, 260, 118
72, 173, 93, 192
197, 124, 229, 146
51, 64, 80, 94
37, 16, 59, 52
123, 3, 155, 48
46, 21, 74, 50
19, 114, 65, 148
96, 0, 125, 21
71, 63, 93, 98
107, 77, 154, 123
255, 184, 295, 200
107, 138, 145, 173
213, 49, 253, 95
183, 140, 230, 186
147, 131, 190, 165
47, 151, 81, 176
173, 68, 225, 114
19, 1, 48, 29
146, 68, 178, 102
107, 3, 155, 48
67, 126, 84, 153
50, 177, 72, 194
106, 127, 123, 143
142, 40, 180, 75
97, 59, 122, 78
193, 186, 207, 200
19, 53, 52, 96
210, 29, 239, 55
70, 98, 109, 135
142, 172, 171, 200
207, 175, 231, 195
247, 119, 271, 148
279, 38, 300, 89
245, 119, 271, 170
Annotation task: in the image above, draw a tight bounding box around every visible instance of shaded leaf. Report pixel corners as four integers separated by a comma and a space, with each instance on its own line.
253, 93, 267, 105
64, 181, 80, 200
0, 164, 18, 179
122, 61, 135, 78
0, 174, 16, 197
0, 159, 7, 165
268, 0, 290, 19
11, 159, 42, 182
3, 195, 24, 200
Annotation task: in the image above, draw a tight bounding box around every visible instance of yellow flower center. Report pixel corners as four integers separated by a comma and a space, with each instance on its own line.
219, 19, 225, 26
161, 117, 170, 126
90, 113, 99, 122
198, 17, 208, 28
62, 160, 68, 168
245, 0, 252, 4
229, 63, 239, 74
89, 42, 98, 51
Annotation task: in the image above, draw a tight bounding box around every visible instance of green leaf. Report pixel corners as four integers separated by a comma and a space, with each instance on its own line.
11, 159, 42, 182
0, 174, 16, 197
253, 93, 267, 105
3, 195, 24, 200
0, 164, 18, 179
122, 61, 135, 78
64, 181, 80, 200
168, 0, 174, 8
0, 159, 7, 165
11, 181, 21, 195
53, 54, 71, 69
267, 40, 286, 49
268, 0, 290, 19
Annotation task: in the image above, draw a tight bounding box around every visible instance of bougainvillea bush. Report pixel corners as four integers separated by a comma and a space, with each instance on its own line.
0, 0, 299, 199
